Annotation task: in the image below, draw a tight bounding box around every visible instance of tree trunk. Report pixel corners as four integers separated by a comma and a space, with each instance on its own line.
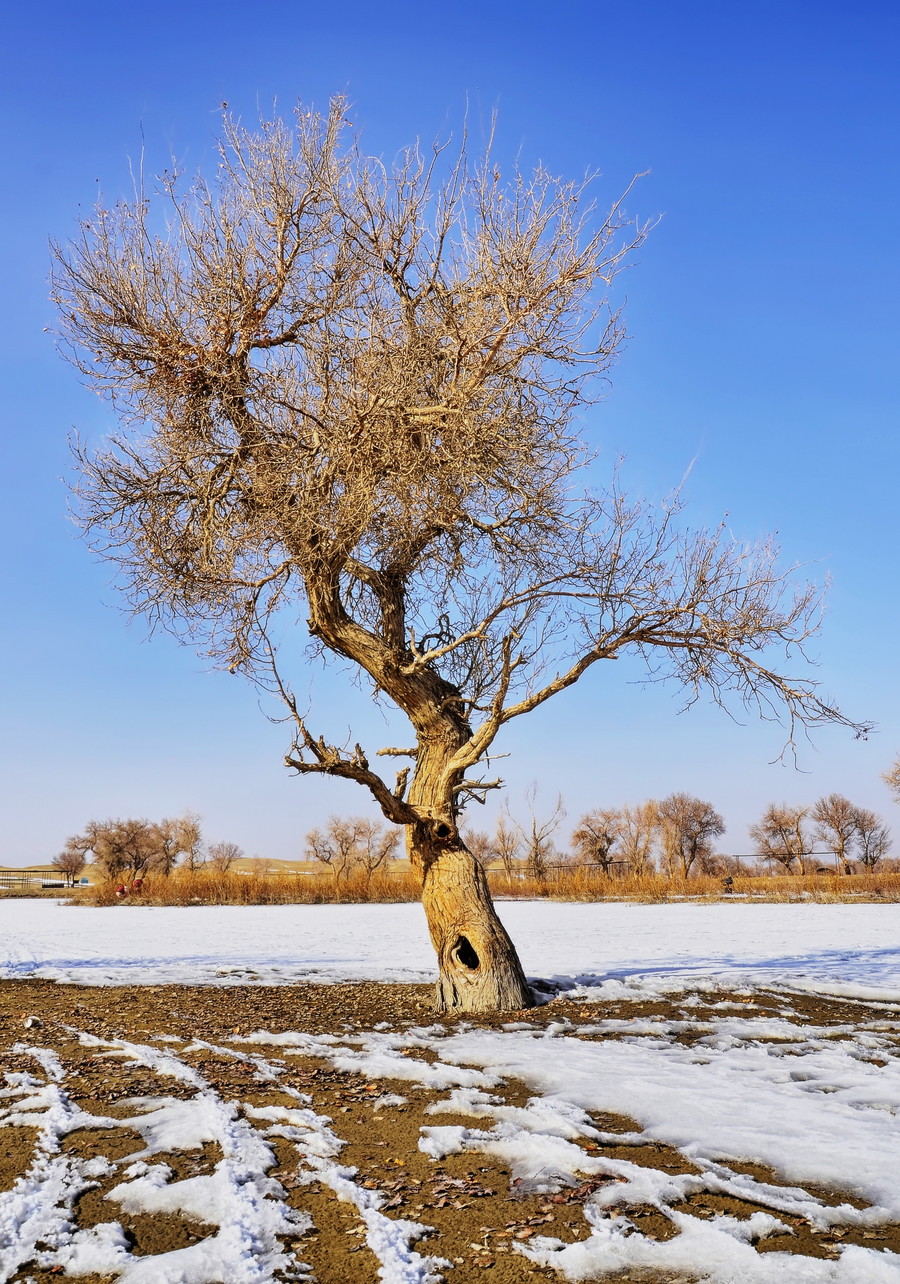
414, 828, 533, 1013
404, 731, 533, 1013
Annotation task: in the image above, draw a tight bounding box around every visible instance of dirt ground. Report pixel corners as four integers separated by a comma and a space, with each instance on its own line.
2, 979, 898, 1283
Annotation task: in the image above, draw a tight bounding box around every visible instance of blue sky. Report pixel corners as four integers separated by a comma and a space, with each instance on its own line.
2, 1, 898, 863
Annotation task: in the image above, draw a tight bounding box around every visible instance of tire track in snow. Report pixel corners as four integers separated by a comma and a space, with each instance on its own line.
186, 1036, 448, 1284
2, 1030, 448, 1284
2, 1033, 311, 1283
0, 1042, 118, 1282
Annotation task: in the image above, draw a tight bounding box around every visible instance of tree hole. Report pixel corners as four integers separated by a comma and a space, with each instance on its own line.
453, 935, 480, 970
435, 822, 452, 840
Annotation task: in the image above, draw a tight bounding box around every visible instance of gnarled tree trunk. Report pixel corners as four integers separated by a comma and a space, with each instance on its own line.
414, 824, 532, 1012
406, 736, 533, 1014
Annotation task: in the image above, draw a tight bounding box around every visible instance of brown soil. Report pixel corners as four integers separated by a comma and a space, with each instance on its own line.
1, 979, 898, 1283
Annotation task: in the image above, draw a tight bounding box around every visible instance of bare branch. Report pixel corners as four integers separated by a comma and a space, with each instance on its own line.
284, 724, 416, 827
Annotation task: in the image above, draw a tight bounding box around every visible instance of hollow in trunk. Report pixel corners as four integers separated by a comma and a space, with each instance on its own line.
410, 820, 533, 1013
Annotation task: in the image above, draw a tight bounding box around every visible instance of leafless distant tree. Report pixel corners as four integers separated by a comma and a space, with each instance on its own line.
616, 802, 659, 875
73, 819, 159, 880
461, 829, 498, 869
153, 813, 204, 875
67, 815, 202, 880
749, 804, 812, 874
51, 843, 87, 886
355, 818, 400, 879
493, 817, 519, 878
813, 794, 858, 874
207, 840, 243, 873
167, 813, 205, 872
696, 849, 731, 876
154, 823, 181, 876
657, 794, 725, 878
853, 808, 891, 871
305, 816, 396, 883
52, 99, 865, 1010
571, 808, 621, 875
306, 819, 360, 883
512, 788, 565, 885
882, 758, 900, 805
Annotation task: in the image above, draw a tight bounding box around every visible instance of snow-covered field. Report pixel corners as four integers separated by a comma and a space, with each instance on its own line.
2, 898, 900, 999
3, 900, 900, 1283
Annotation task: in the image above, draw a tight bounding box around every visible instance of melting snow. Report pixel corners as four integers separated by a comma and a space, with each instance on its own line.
2, 899, 900, 1280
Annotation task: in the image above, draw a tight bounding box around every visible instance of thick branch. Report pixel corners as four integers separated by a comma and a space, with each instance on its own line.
284, 728, 417, 827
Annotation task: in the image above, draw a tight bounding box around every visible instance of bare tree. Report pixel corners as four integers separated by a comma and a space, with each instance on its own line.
305, 816, 396, 882
616, 801, 659, 875
154, 822, 182, 876
460, 829, 498, 869
207, 840, 243, 873
306, 818, 361, 883
853, 808, 891, 871
153, 812, 204, 875
73, 819, 160, 880
512, 788, 565, 885
493, 817, 519, 878
658, 793, 725, 878
52, 842, 87, 886
696, 848, 730, 876
571, 808, 621, 875
355, 818, 400, 880
749, 804, 812, 874
52, 100, 864, 1010
67, 814, 204, 881
813, 794, 857, 875
167, 812, 205, 872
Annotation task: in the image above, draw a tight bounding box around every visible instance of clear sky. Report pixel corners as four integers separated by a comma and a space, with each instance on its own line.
2, 0, 898, 864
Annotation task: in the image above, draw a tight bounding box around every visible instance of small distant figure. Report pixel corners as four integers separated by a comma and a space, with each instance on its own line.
115, 883, 128, 898
720, 875, 734, 892
131, 878, 144, 894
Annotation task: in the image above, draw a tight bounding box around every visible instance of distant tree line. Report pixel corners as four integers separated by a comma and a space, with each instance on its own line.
461, 788, 893, 879
750, 796, 890, 874
461, 792, 729, 880
52, 814, 243, 885
57, 768, 899, 887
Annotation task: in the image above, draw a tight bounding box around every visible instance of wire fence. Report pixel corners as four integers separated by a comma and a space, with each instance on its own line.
0, 872, 68, 889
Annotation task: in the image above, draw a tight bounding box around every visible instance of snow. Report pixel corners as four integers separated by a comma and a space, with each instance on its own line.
1, 1034, 313, 1284
0, 1031, 447, 1284
3, 899, 900, 999
3, 898, 900, 1281
230, 1014, 900, 1281
430, 1023, 900, 1216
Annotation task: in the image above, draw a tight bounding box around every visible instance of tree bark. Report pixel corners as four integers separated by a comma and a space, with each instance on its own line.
405, 734, 533, 1014
413, 824, 533, 1013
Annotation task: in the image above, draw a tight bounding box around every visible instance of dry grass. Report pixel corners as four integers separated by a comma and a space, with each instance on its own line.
491, 866, 900, 902
78, 864, 900, 906
85, 866, 423, 907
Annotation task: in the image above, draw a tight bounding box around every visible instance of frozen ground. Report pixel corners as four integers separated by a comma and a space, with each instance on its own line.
2, 899, 900, 1000
2, 900, 900, 1282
